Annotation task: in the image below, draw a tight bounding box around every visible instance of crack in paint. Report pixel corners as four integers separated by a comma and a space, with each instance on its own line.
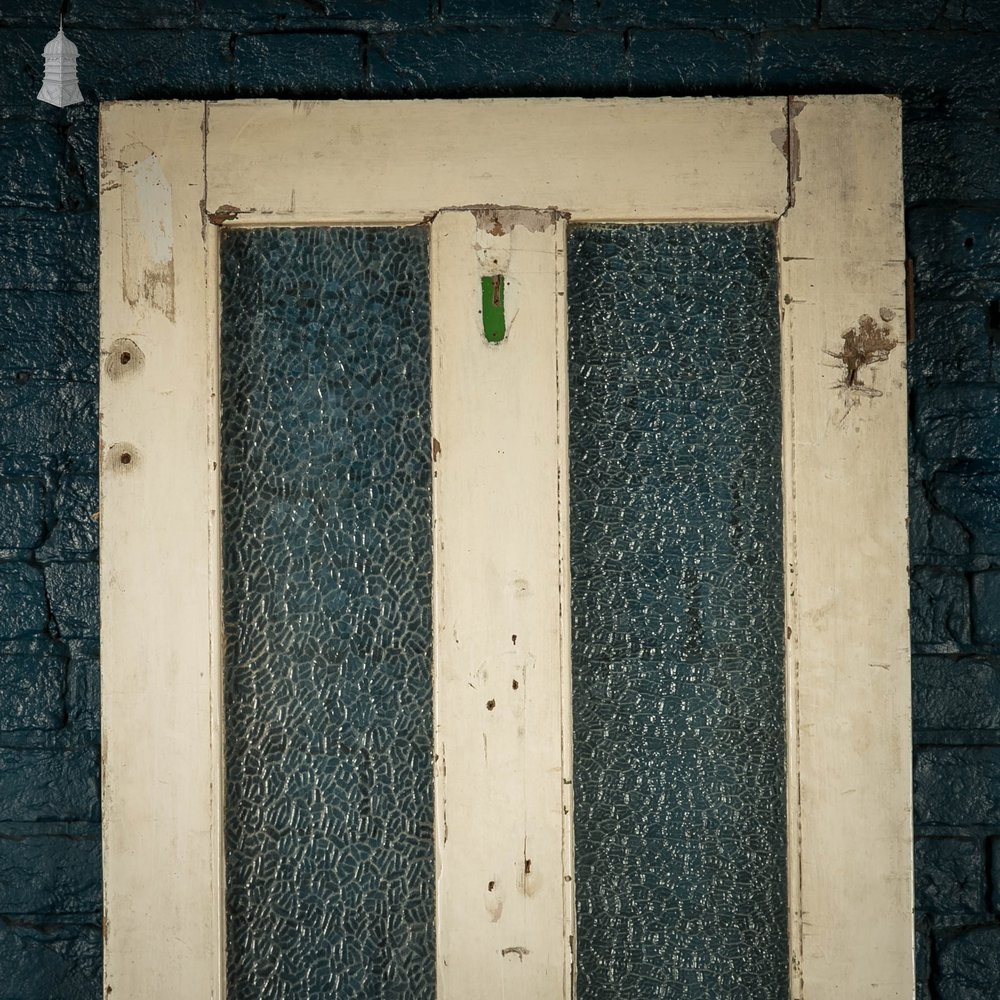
771, 98, 805, 212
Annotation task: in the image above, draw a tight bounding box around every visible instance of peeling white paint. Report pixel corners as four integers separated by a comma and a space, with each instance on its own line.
470, 206, 561, 235
120, 144, 176, 320
130, 154, 173, 265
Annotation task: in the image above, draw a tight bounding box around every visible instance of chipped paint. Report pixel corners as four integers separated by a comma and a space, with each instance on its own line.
470, 206, 562, 235
469, 208, 566, 295
468, 208, 564, 353
830, 313, 898, 395
119, 144, 175, 321
787, 99, 805, 207
207, 204, 241, 226
485, 879, 503, 923
770, 124, 787, 158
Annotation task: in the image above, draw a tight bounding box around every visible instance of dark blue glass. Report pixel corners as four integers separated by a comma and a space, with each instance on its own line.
220, 226, 435, 1000
568, 224, 788, 999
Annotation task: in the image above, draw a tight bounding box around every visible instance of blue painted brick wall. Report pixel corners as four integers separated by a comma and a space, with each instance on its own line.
1, 2, 998, 997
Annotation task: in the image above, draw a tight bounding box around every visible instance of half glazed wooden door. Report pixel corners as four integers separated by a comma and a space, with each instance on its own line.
99, 97, 914, 1000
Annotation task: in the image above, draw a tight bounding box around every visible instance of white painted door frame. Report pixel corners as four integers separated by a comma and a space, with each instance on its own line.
99, 96, 913, 999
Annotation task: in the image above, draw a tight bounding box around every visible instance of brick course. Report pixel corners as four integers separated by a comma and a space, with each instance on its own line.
0, 2, 997, 996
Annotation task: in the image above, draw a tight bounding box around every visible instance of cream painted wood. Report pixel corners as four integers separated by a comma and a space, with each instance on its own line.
100, 96, 914, 1000
205, 97, 789, 225
99, 101, 225, 999
778, 95, 913, 999
430, 209, 574, 1000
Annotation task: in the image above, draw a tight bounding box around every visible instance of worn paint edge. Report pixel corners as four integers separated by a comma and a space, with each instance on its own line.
776, 216, 805, 1000
552, 216, 576, 1000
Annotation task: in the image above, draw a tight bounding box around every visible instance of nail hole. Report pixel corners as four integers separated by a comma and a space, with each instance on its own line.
488, 881, 495, 891
965, 237, 975, 248
120, 453, 132, 465
120, 351, 131, 365
512, 680, 519, 690
486, 699, 496, 711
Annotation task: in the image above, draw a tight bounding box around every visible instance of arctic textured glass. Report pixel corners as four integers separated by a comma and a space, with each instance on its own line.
568, 224, 787, 999
220, 227, 434, 1000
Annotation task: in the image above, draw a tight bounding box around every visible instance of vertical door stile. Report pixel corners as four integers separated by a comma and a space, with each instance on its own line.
555, 210, 576, 1000
99, 101, 226, 1000
430, 208, 575, 1000
778, 95, 912, 998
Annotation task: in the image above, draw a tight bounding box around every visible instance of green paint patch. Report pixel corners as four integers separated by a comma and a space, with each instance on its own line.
481, 275, 506, 343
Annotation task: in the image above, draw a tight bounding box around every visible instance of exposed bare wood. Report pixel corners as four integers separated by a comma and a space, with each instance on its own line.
778, 95, 913, 1000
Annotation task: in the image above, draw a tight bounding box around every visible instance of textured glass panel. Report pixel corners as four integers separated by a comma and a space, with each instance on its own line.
568, 224, 787, 999
220, 227, 434, 1000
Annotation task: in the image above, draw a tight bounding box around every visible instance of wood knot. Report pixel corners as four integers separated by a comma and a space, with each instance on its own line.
105, 338, 145, 381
